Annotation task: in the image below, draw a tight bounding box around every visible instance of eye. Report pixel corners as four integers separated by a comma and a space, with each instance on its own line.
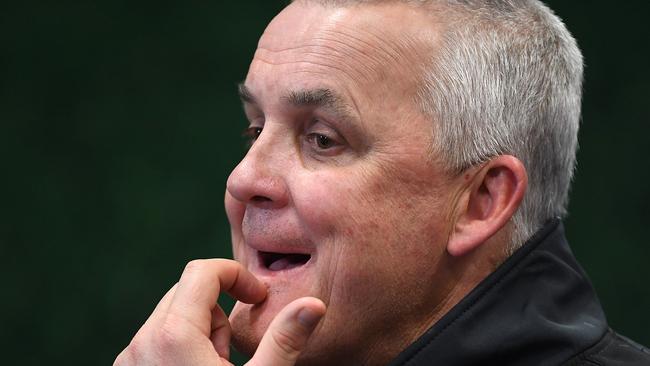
242, 126, 263, 146
307, 133, 337, 150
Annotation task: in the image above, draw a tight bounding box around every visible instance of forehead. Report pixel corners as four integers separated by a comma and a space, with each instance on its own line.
247, 2, 439, 104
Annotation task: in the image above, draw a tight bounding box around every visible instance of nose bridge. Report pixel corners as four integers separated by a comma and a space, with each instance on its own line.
226, 129, 290, 207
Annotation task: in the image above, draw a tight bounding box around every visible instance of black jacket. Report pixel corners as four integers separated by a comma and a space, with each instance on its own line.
388, 219, 650, 366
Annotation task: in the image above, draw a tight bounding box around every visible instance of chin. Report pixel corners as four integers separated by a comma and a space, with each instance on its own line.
230, 301, 269, 356
230, 302, 332, 366
229, 288, 303, 356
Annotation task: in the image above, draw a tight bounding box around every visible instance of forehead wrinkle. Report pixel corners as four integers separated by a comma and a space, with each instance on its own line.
323, 4, 432, 68
324, 22, 430, 82
320, 27, 401, 68
257, 16, 416, 85
254, 40, 379, 85
256, 8, 432, 86
253, 45, 373, 91
309, 29, 398, 83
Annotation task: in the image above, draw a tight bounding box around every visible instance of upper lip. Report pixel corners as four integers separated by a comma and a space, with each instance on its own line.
240, 212, 314, 266
245, 238, 314, 255
243, 226, 314, 254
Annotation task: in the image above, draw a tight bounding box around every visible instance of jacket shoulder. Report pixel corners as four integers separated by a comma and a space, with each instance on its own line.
564, 329, 650, 366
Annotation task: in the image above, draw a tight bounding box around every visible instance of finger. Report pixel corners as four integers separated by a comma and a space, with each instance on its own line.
219, 357, 235, 366
148, 283, 178, 321
114, 284, 179, 365
169, 259, 267, 335
133, 283, 178, 337
210, 304, 231, 360
247, 297, 326, 366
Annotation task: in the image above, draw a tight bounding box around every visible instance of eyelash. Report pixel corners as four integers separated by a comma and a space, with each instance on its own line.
241, 126, 341, 152
306, 133, 337, 150
242, 126, 263, 146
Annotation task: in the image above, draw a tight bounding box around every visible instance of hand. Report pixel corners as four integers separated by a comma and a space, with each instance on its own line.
114, 259, 326, 366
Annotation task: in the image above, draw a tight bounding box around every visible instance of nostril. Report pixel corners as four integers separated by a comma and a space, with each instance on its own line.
251, 195, 272, 202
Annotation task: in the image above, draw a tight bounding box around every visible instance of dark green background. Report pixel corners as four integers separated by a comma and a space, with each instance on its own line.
1, 1, 648, 364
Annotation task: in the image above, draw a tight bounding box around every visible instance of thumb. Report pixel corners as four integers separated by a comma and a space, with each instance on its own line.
246, 297, 326, 366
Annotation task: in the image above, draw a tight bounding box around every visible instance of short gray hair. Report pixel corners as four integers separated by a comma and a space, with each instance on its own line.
416, 1, 583, 252
293, 0, 584, 253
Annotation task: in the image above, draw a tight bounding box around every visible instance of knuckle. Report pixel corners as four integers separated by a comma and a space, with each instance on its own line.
183, 259, 206, 274
114, 338, 142, 365
182, 258, 237, 278
113, 350, 130, 366
271, 328, 304, 360
211, 258, 236, 271
213, 258, 230, 267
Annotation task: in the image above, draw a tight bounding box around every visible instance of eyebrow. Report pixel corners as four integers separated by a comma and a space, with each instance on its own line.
283, 88, 342, 109
238, 83, 256, 104
237, 83, 357, 127
285, 88, 359, 127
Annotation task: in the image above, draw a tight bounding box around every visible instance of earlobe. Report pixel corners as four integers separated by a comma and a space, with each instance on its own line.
447, 156, 527, 257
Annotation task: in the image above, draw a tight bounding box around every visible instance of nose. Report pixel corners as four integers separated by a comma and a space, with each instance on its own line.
226, 133, 290, 209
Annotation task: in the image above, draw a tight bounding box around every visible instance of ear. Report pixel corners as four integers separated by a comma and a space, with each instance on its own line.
447, 155, 528, 257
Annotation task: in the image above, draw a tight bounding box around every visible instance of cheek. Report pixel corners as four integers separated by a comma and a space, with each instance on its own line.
225, 192, 247, 261
292, 166, 450, 286
291, 175, 381, 255
225, 192, 245, 229
291, 170, 429, 279
292, 167, 443, 245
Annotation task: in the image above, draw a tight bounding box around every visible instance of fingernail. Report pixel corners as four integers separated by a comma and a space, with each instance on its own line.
297, 307, 323, 329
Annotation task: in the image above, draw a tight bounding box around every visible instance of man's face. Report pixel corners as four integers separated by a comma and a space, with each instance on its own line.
225, 2, 460, 364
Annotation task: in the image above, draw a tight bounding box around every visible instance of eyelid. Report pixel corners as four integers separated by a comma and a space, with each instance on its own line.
306, 118, 344, 141
303, 118, 347, 156
241, 101, 265, 127
242, 126, 263, 148
242, 126, 262, 138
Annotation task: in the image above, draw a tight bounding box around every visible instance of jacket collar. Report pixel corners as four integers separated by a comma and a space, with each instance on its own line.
388, 219, 608, 366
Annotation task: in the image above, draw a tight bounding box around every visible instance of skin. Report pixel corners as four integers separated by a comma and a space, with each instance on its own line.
115, 2, 528, 365
113, 259, 327, 366
226, 2, 526, 365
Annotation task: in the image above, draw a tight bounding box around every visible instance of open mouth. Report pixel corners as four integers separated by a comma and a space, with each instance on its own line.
259, 251, 311, 271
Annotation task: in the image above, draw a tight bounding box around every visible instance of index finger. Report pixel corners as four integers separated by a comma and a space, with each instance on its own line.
168, 259, 267, 335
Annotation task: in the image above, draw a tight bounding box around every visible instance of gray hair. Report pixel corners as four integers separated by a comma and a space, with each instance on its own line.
417, 1, 583, 253
294, 0, 584, 253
